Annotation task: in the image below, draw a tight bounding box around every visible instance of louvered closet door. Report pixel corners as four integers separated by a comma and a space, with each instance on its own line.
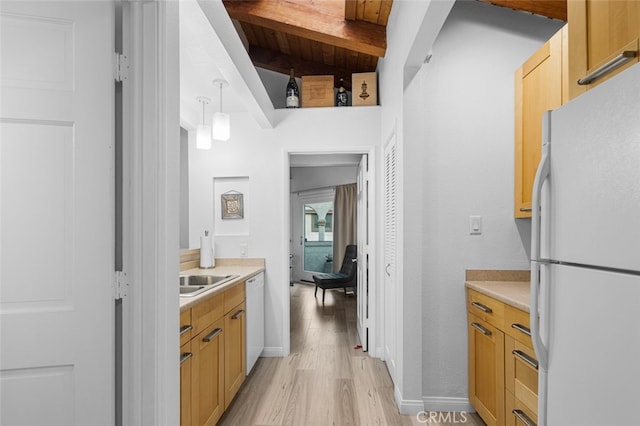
383, 134, 398, 383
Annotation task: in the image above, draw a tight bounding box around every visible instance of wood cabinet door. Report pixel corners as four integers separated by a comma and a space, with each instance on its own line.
568, 0, 640, 98
192, 319, 225, 426
180, 341, 193, 426
514, 27, 564, 218
224, 301, 246, 408
468, 313, 505, 426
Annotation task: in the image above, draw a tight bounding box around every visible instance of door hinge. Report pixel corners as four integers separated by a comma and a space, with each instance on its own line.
114, 53, 129, 82
114, 270, 129, 300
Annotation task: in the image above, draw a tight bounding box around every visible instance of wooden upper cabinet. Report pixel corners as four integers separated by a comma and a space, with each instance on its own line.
514, 26, 566, 218
568, 0, 640, 99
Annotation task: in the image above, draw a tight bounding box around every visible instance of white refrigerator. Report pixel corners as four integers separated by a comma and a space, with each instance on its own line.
530, 63, 640, 426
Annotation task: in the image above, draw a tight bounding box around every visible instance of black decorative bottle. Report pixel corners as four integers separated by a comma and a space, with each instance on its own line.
336, 78, 348, 106
286, 68, 299, 108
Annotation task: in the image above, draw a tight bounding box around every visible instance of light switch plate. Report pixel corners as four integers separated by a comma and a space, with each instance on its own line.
469, 216, 482, 235
240, 244, 248, 257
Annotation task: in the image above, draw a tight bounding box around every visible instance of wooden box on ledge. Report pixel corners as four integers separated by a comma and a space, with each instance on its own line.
301, 75, 334, 107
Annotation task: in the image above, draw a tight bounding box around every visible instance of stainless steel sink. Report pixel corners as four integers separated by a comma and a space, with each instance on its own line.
179, 274, 238, 297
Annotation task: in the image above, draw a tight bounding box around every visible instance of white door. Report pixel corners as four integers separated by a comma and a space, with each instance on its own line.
291, 189, 335, 283
1, 2, 115, 424
356, 154, 369, 351
383, 134, 398, 381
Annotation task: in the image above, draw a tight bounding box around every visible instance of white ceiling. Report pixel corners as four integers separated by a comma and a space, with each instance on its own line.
180, 0, 246, 129
179, 0, 276, 131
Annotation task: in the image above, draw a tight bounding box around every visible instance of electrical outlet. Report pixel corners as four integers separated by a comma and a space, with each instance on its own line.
240, 244, 248, 257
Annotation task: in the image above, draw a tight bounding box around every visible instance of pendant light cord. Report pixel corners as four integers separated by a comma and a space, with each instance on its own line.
219, 82, 223, 113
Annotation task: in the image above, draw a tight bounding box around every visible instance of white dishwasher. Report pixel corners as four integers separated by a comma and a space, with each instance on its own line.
245, 272, 264, 374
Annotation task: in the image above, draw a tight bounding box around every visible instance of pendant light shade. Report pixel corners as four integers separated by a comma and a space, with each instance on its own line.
195, 96, 211, 150
212, 112, 230, 141
212, 79, 230, 141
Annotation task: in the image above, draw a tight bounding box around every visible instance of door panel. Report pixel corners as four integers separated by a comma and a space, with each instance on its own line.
549, 64, 640, 270
545, 264, 640, 425
0, 1, 115, 424
357, 154, 368, 351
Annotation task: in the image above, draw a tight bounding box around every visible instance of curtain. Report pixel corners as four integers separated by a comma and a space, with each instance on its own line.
333, 183, 357, 272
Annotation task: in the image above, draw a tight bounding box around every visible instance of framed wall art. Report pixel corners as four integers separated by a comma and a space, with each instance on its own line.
221, 190, 244, 219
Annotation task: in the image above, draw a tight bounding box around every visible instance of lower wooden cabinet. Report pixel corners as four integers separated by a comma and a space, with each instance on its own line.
224, 301, 246, 408
180, 282, 246, 426
192, 319, 225, 426
467, 288, 538, 426
468, 313, 505, 426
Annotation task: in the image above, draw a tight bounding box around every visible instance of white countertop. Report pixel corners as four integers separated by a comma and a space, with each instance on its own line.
179, 259, 265, 311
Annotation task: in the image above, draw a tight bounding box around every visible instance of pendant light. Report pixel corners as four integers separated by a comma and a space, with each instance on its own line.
212, 79, 230, 141
196, 96, 211, 150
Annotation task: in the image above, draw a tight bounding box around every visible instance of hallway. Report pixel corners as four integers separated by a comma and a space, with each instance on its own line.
219, 283, 483, 425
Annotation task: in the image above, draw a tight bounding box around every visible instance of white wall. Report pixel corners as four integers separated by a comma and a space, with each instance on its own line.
188, 106, 380, 356
290, 166, 357, 193
414, 1, 564, 410
377, 0, 455, 412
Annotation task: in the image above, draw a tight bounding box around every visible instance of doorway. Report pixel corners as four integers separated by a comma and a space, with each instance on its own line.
286, 150, 375, 354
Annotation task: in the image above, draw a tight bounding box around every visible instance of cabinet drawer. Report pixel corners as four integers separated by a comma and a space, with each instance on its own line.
180, 309, 193, 346
505, 305, 533, 349
505, 336, 538, 416
224, 282, 245, 315
192, 292, 224, 336
506, 390, 538, 426
467, 289, 505, 329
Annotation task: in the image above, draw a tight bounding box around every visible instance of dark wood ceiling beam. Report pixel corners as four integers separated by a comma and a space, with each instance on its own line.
478, 0, 567, 21
248, 45, 361, 91
223, 0, 387, 57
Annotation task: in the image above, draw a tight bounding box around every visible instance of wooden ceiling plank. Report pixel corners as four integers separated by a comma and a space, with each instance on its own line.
240, 21, 258, 45
251, 25, 269, 50
322, 43, 336, 67
346, 48, 359, 71
286, 32, 302, 59
249, 45, 356, 90
356, 0, 366, 20
362, 0, 383, 25
298, 36, 314, 62
377, 0, 393, 26
310, 40, 325, 64
478, 0, 567, 21
263, 28, 280, 52
345, 0, 357, 20
275, 29, 291, 55
334, 46, 347, 69
223, 0, 387, 57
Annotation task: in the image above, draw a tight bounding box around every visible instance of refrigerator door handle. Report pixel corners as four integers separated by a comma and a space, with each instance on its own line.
531, 111, 551, 262
530, 110, 550, 369
530, 110, 551, 426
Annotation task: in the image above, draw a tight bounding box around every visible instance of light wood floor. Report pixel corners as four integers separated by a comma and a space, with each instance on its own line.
218, 283, 484, 426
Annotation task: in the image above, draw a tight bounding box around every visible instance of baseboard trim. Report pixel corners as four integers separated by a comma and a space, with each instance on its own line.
422, 396, 474, 413
394, 385, 425, 415
260, 346, 286, 357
